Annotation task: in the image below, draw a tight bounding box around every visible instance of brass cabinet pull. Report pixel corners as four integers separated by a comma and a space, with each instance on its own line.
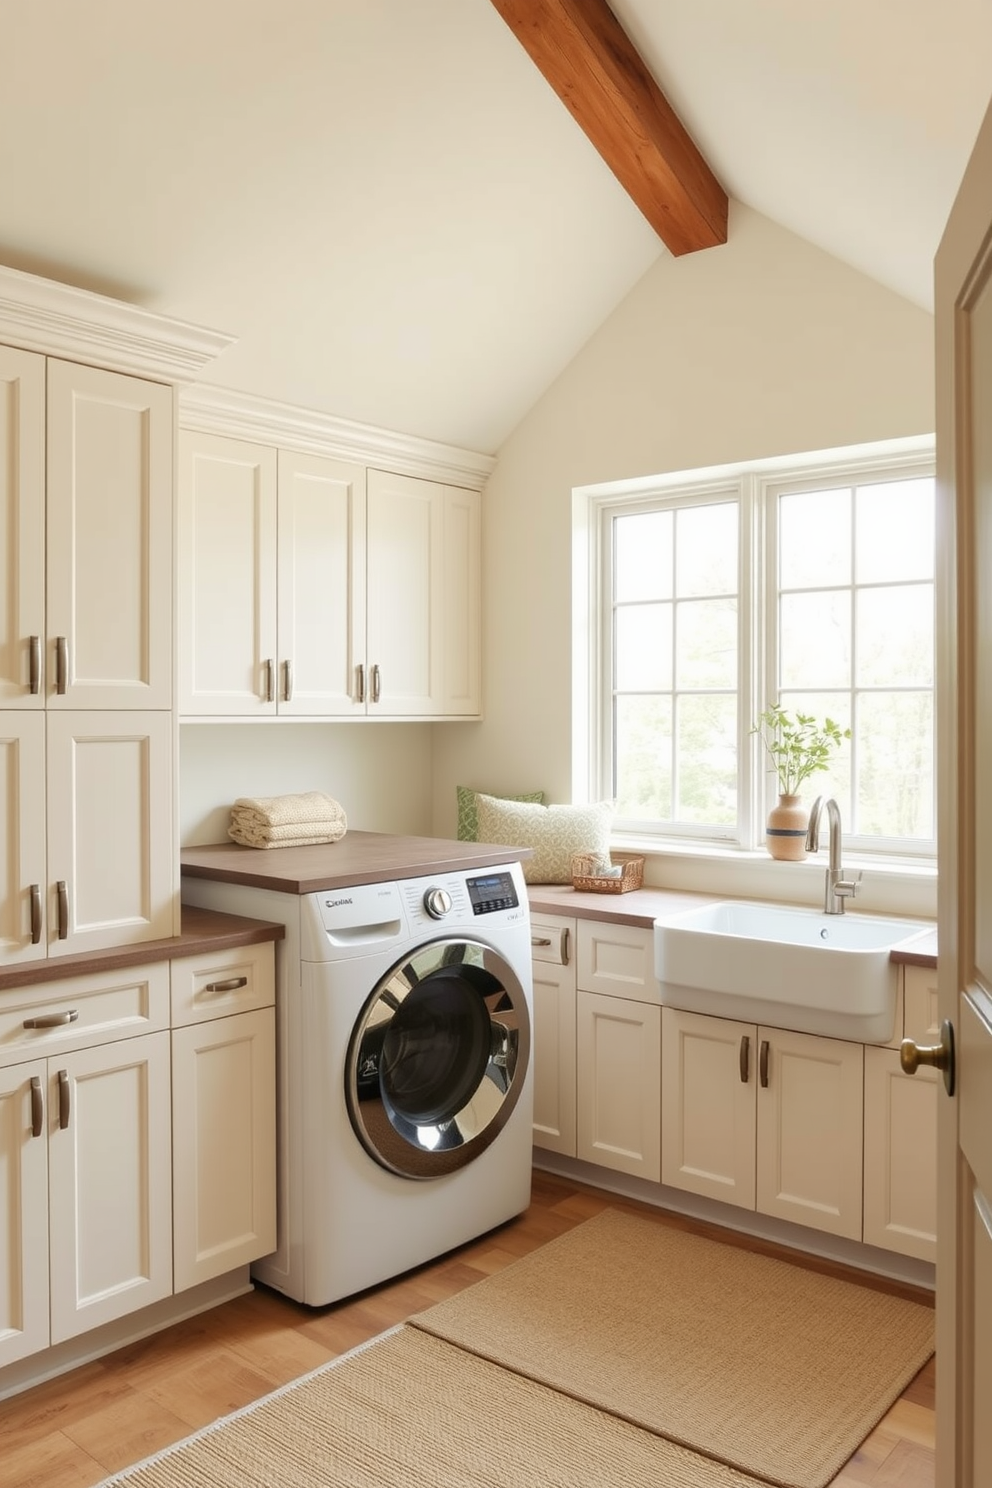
30, 1076, 43, 1138
739, 1034, 750, 1084
55, 636, 68, 695
28, 635, 41, 694
901, 1019, 956, 1097
282, 658, 293, 702
356, 663, 365, 703
23, 1008, 79, 1030
263, 658, 274, 702
56, 880, 69, 940
205, 976, 248, 993
29, 883, 42, 944
58, 1069, 70, 1130
759, 1039, 770, 1088
531, 936, 552, 947
561, 927, 570, 964
371, 664, 381, 703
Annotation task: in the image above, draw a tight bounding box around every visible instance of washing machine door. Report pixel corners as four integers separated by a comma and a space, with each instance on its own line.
346, 937, 531, 1179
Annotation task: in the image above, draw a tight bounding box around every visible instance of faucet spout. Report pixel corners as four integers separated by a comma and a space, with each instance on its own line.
805, 797, 860, 914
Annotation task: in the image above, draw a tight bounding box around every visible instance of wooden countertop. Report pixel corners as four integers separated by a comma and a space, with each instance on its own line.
527, 883, 939, 967
180, 831, 531, 894
0, 907, 285, 993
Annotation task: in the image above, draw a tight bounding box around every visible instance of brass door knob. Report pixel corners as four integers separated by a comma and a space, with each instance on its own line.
900, 1018, 955, 1096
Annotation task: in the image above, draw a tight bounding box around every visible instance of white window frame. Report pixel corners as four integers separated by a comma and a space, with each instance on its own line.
574, 435, 936, 868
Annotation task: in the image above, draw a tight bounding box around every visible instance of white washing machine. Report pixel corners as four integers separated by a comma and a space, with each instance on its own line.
183, 858, 533, 1306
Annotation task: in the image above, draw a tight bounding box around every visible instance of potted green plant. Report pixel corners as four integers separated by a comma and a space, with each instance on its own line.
752, 705, 850, 860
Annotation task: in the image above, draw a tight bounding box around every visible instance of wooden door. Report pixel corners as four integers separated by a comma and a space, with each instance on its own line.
933, 87, 992, 1487
0, 1059, 49, 1368
171, 1007, 277, 1291
0, 714, 46, 964
439, 484, 482, 716
178, 430, 278, 715
863, 1045, 937, 1262
48, 1031, 172, 1344
47, 361, 173, 710
755, 1027, 863, 1241
46, 711, 173, 955
276, 449, 366, 716
0, 345, 45, 707
365, 469, 443, 716
576, 989, 661, 1181
661, 1007, 756, 1208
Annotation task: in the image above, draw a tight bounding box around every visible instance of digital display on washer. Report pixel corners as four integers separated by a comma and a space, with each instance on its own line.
466, 871, 519, 914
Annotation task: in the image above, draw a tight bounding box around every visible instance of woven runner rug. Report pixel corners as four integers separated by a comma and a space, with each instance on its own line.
410, 1208, 935, 1488
98, 1209, 934, 1488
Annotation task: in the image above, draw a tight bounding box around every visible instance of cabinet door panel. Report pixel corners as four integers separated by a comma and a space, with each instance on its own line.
440, 485, 481, 716
48, 1031, 172, 1343
172, 1008, 276, 1290
0, 346, 45, 708
366, 469, 442, 716
46, 712, 173, 955
179, 430, 277, 715
756, 1028, 863, 1240
0, 1059, 49, 1368
531, 959, 577, 1155
661, 1007, 756, 1208
0, 714, 46, 965
577, 921, 659, 1004
577, 990, 660, 1181
864, 1046, 937, 1262
47, 361, 173, 709
276, 450, 365, 716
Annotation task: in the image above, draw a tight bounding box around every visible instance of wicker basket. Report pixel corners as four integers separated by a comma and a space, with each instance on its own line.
570, 852, 645, 894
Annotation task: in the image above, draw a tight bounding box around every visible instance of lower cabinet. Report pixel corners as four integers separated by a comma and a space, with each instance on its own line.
0, 937, 277, 1376
529, 910, 937, 1261
661, 1007, 864, 1241
171, 942, 277, 1291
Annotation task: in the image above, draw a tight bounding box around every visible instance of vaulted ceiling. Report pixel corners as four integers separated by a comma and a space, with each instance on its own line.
1, 1, 989, 454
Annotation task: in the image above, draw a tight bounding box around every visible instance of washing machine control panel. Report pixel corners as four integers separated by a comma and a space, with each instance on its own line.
465, 870, 519, 915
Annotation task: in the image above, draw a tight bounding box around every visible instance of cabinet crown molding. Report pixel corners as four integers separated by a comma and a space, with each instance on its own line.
179, 383, 497, 491
0, 264, 235, 381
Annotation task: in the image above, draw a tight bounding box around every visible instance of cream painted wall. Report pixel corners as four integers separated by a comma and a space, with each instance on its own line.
432, 202, 936, 857
179, 723, 433, 846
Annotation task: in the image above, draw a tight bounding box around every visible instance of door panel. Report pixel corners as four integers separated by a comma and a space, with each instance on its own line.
661, 1007, 756, 1207
0, 345, 45, 707
0, 714, 46, 964
0, 1060, 49, 1368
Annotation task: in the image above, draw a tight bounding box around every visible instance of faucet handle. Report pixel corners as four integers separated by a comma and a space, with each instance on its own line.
834, 871, 862, 905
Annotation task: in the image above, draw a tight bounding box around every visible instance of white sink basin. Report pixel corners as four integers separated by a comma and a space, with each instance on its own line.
653, 900, 933, 1042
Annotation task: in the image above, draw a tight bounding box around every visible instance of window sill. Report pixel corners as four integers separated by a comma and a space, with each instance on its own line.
613, 834, 937, 923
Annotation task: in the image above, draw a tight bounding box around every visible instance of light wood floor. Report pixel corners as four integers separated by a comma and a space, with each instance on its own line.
0, 1170, 935, 1488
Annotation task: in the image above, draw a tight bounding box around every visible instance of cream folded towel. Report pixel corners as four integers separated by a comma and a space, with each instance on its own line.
228, 791, 347, 850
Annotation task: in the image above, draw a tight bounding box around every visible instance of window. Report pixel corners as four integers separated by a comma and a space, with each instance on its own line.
587, 442, 935, 858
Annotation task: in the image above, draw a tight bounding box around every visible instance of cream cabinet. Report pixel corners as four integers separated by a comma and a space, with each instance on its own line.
0, 964, 173, 1370
530, 916, 577, 1156
0, 351, 173, 711
661, 1006, 864, 1241
170, 942, 277, 1290
0, 711, 174, 964
863, 965, 938, 1262
179, 433, 480, 719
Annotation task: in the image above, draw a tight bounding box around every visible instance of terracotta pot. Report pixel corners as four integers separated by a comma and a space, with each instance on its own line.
765, 794, 809, 861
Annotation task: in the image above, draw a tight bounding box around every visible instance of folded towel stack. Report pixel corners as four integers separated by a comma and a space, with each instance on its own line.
228, 791, 348, 850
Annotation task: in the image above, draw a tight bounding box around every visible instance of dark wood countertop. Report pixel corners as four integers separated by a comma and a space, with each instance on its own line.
180, 831, 531, 894
0, 907, 285, 993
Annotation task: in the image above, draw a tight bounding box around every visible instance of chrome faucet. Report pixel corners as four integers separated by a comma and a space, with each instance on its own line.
805, 797, 861, 914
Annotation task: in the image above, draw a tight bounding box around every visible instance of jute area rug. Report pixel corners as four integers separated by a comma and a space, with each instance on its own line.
98, 1209, 934, 1488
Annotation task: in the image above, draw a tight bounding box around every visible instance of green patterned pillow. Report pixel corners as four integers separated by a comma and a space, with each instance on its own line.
474, 794, 615, 883
456, 785, 544, 841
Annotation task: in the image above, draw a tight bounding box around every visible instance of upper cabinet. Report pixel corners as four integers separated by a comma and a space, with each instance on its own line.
179, 430, 482, 720
0, 352, 174, 711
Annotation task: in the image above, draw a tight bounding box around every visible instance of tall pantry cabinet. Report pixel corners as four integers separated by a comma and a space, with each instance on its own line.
0, 347, 174, 964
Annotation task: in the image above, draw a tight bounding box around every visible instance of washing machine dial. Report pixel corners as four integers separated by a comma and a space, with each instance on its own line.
423, 886, 452, 920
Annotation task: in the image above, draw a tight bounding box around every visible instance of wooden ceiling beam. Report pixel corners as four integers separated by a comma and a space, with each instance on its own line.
489, 0, 727, 256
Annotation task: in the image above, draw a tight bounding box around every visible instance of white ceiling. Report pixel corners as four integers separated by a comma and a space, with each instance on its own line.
2, 1, 990, 455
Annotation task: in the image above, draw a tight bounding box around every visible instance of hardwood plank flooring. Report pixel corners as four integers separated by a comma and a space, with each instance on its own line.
0, 1171, 935, 1488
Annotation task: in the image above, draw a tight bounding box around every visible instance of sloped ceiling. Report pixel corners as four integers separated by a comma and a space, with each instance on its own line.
1, 1, 989, 454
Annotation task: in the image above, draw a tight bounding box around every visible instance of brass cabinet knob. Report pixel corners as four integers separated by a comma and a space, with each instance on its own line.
900, 1018, 955, 1096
